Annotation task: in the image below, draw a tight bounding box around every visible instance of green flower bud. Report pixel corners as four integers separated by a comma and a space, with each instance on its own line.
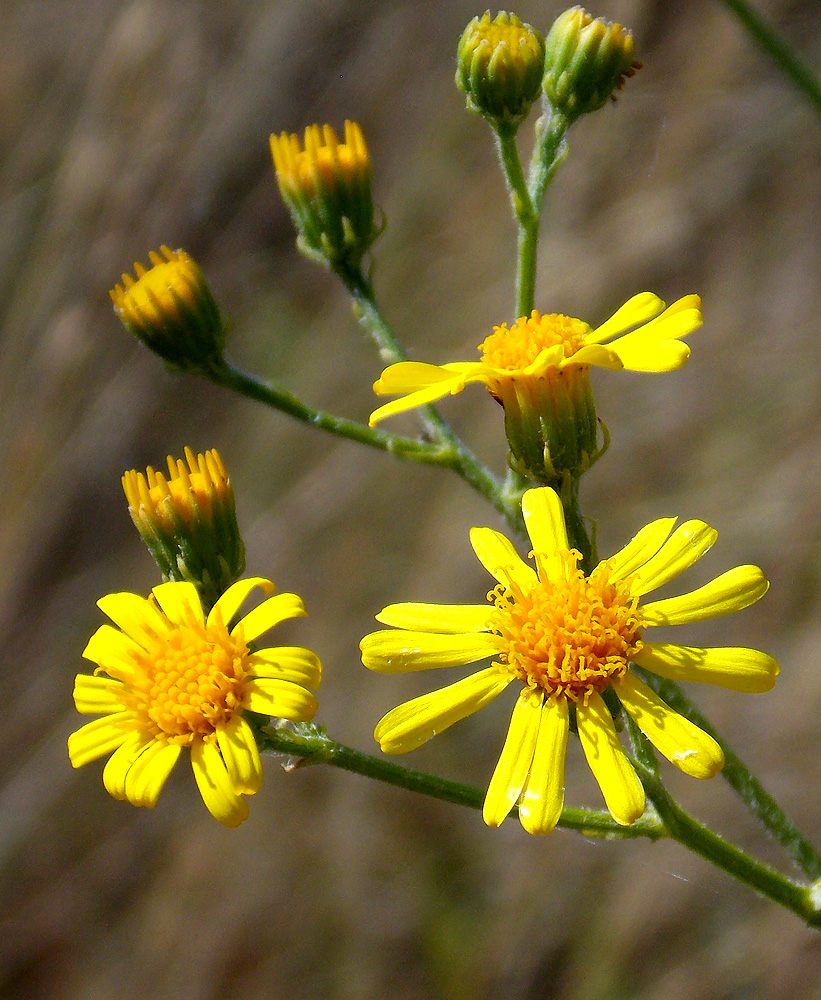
456, 11, 545, 130
544, 7, 639, 123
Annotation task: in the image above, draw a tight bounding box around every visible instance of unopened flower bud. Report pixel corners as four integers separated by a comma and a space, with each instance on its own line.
456, 11, 545, 130
543, 7, 638, 123
110, 247, 225, 370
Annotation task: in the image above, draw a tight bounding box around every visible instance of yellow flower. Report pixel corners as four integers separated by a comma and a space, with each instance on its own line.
360, 487, 778, 833
122, 447, 245, 604
370, 293, 701, 427
270, 121, 377, 266
110, 246, 224, 369
69, 578, 321, 827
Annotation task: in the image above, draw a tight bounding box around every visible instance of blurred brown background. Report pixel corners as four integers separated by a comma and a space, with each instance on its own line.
1, 0, 819, 997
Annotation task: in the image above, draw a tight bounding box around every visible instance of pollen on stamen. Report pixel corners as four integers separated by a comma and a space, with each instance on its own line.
479, 311, 591, 370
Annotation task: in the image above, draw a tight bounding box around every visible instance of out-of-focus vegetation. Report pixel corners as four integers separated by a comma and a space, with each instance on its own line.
1, 1, 819, 997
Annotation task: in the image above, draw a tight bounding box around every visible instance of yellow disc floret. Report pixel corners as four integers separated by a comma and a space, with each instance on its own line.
480, 311, 591, 370
124, 614, 249, 745
490, 552, 643, 701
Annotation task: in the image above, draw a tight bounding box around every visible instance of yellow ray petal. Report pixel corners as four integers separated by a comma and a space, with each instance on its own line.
150, 581, 202, 628
217, 715, 263, 795
483, 687, 543, 828
521, 487, 569, 583
607, 337, 690, 373
607, 518, 677, 582
372, 361, 468, 394
124, 740, 183, 807
247, 646, 322, 689
469, 526, 537, 591
617, 673, 724, 778
191, 739, 249, 827
374, 667, 512, 754
67, 712, 134, 768
360, 629, 501, 672
375, 603, 492, 634
96, 592, 167, 649
82, 624, 143, 680
369, 376, 467, 426
72, 674, 125, 715
102, 731, 153, 800
243, 678, 318, 721
633, 642, 779, 693
577, 693, 645, 825
641, 565, 768, 625
565, 343, 623, 370
208, 577, 275, 629
234, 592, 306, 641
518, 696, 569, 835
630, 520, 717, 596
586, 292, 665, 344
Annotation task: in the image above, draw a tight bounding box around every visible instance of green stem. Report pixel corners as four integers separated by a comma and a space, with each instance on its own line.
634, 666, 821, 881
260, 722, 666, 840
494, 126, 538, 318
720, 0, 821, 114
634, 759, 820, 928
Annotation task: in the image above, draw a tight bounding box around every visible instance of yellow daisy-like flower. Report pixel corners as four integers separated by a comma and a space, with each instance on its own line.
371, 293, 700, 427
110, 246, 224, 369
370, 294, 701, 484
68, 578, 321, 827
360, 487, 778, 833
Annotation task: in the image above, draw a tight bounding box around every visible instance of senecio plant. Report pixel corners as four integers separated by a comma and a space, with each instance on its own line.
70, 8, 820, 928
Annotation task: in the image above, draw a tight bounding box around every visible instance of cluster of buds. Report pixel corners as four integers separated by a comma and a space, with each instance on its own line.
122, 447, 245, 610
270, 120, 378, 269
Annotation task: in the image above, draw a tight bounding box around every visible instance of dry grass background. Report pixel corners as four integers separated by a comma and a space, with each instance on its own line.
1, 0, 820, 997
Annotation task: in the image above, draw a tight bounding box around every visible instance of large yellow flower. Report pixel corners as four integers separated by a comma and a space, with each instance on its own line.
369, 293, 701, 427
69, 578, 320, 827
360, 488, 778, 833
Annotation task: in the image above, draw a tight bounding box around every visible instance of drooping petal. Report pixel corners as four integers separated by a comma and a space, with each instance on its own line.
633, 642, 779, 693
102, 731, 153, 800
368, 368, 473, 426
96, 592, 168, 649
629, 520, 717, 597
151, 581, 202, 628
234, 592, 306, 641
375, 603, 492, 634
243, 677, 318, 720
208, 577, 275, 630
469, 526, 537, 591
247, 646, 322, 689
191, 739, 249, 827
585, 292, 666, 344
123, 740, 183, 807
641, 565, 768, 625
483, 687, 543, 828
564, 343, 623, 370
521, 487, 569, 583
217, 715, 263, 795
577, 693, 645, 825
72, 674, 125, 715
372, 361, 470, 394
360, 629, 502, 672
607, 518, 678, 582
607, 336, 691, 373
518, 696, 569, 835
67, 713, 134, 768
82, 624, 144, 680
617, 673, 724, 778
374, 667, 512, 754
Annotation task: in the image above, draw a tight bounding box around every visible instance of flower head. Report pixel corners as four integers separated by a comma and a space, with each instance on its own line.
360, 488, 778, 833
122, 447, 245, 606
69, 578, 321, 827
270, 121, 378, 267
544, 7, 639, 123
110, 246, 225, 369
456, 11, 546, 129
370, 293, 701, 484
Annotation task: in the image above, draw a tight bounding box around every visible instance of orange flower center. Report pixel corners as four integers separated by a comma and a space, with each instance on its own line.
479, 311, 590, 371
125, 618, 249, 745
489, 552, 643, 701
